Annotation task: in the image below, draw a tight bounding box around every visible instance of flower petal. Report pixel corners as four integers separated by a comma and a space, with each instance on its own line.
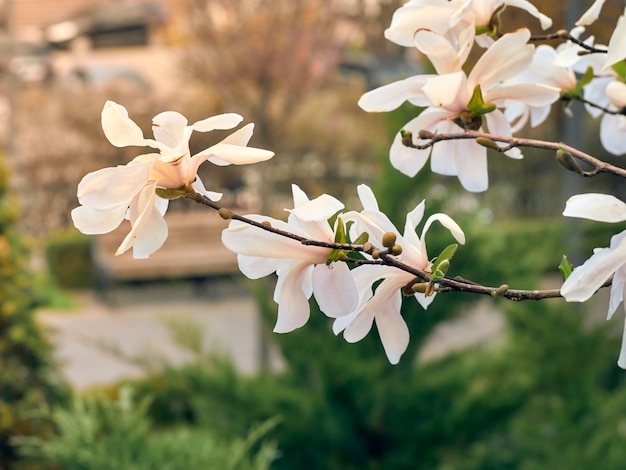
77, 161, 153, 210
71, 205, 128, 235
273, 262, 312, 332
605, 12, 626, 69
414, 29, 463, 75
575, 0, 605, 26
190, 113, 243, 132
375, 301, 410, 365
312, 262, 358, 318
358, 75, 433, 112
506, 0, 552, 29
618, 316, 626, 369
422, 72, 465, 107
151, 111, 188, 148
563, 193, 626, 222
291, 194, 344, 222
236, 254, 285, 279
197, 143, 274, 165
101, 101, 155, 148
561, 236, 626, 302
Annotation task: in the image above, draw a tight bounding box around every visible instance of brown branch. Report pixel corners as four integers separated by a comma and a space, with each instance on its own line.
185, 189, 582, 302
530, 29, 608, 55
406, 130, 626, 179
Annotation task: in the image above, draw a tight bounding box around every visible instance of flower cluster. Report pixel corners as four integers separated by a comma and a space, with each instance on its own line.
72, 0, 626, 367
72, 101, 273, 258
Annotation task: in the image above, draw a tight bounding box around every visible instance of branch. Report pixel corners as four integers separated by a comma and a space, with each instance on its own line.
530, 29, 608, 55
184, 189, 583, 302
405, 130, 626, 179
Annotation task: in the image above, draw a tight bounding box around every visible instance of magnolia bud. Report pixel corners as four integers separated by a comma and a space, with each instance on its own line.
556, 148, 583, 175
390, 244, 403, 256
218, 208, 232, 220
411, 283, 429, 294
261, 220, 272, 227
437, 259, 450, 275
492, 284, 509, 297
475, 137, 500, 150
372, 249, 381, 259
382, 232, 397, 248
418, 129, 434, 140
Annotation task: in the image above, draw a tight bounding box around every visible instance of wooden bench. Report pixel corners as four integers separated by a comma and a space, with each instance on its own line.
92, 210, 241, 302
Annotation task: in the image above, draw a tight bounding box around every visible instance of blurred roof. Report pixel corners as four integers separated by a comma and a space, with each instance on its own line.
43, 1, 168, 48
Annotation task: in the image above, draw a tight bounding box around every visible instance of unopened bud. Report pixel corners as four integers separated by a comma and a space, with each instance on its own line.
261, 220, 272, 227
492, 284, 509, 297
382, 232, 397, 248
372, 249, 381, 259
218, 208, 232, 220
556, 148, 582, 175
155, 186, 190, 200
475, 137, 500, 150
418, 129, 435, 140
336, 251, 349, 261
401, 130, 414, 147
411, 283, 429, 294
390, 244, 403, 256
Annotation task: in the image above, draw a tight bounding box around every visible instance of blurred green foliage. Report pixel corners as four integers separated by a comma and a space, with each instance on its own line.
0, 155, 68, 468
44, 229, 95, 290
18, 387, 278, 470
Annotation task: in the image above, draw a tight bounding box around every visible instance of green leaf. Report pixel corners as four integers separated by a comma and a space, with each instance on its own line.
559, 255, 574, 281
431, 243, 459, 278
334, 217, 347, 244
352, 231, 369, 246
612, 61, 626, 81
467, 85, 496, 116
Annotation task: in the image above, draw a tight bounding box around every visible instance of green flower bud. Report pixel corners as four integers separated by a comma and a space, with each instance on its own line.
218, 208, 232, 220
556, 148, 583, 175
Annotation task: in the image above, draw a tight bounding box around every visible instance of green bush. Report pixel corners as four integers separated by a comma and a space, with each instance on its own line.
44, 228, 95, 289
19, 387, 278, 470
0, 155, 68, 468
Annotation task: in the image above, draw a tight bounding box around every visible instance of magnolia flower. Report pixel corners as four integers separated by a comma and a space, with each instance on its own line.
72, 101, 273, 258
333, 185, 465, 364
385, 0, 551, 48
560, 194, 626, 368
221, 185, 358, 333
359, 29, 559, 192
504, 44, 578, 131
574, 0, 625, 69
600, 80, 626, 155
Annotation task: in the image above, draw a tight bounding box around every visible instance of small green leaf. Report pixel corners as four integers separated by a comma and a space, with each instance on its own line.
612, 61, 626, 81
352, 231, 369, 246
431, 244, 458, 274
467, 85, 496, 116
334, 216, 347, 244
559, 255, 574, 281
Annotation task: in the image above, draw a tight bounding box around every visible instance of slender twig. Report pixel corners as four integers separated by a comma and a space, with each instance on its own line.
184, 189, 591, 302
530, 29, 608, 54
575, 96, 624, 116
406, 130, 626, 178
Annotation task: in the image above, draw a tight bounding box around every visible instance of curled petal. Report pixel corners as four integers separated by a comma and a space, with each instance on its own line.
101, 101, 156, 148
208, 124, 256, 166
563, 194, 626, 222
608, 266, 626, 319
151, 111, 188, 148
506, 0, 552, 29
312, 262, 358, 318
422, 213, 466, 245
414, 29, 463, 74
237, 254, 285, 280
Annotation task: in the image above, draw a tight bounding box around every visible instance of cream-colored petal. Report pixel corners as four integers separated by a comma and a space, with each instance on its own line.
564, 193, 626, 222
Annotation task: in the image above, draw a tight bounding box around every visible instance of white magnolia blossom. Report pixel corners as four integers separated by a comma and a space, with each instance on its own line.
560, 194, 626, 368
72, 101, 273, 258
360, 29, 559, 192
221, 185, 359, 333
574, 0, 626, 69
504, 44, 577, 131
385, 0, 551, 49
333, 185, 465, 364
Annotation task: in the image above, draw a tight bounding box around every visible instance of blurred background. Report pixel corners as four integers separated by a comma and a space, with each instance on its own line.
2, 0, 626, 469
